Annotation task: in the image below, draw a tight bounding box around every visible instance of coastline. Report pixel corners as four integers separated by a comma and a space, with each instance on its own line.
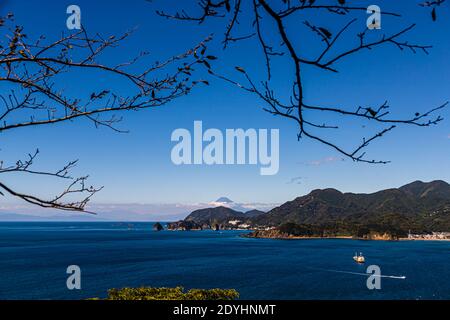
246, 235, 450, 241
244, 234, 354, 240
244, 230, 450, 242
166, 224, 450, 242
399, 237, 450, 242
244, 228, 401, 241
166, 228, 450, 241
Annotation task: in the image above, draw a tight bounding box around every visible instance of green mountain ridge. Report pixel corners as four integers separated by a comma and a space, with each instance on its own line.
173, 180, 450, 235
253, 180, 450, 234
185, 207, 265, 224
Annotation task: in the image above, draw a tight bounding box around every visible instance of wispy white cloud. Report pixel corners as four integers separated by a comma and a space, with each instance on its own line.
305, 156, 345, 166
287, 176, 304, 184
0, 200, 278, 221
206, 200, 277, 213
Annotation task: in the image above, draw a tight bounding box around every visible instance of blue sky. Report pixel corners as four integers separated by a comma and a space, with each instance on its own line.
0, 0, 449, 218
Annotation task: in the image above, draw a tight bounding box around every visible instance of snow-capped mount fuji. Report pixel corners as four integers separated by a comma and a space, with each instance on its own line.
210, 197, 254, 213
215, 197, 234, 204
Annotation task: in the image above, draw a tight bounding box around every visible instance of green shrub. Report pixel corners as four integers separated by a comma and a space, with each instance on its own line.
98, 286, 239, 300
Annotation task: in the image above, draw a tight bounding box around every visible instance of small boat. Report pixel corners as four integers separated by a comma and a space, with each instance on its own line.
353, 252, 365, 263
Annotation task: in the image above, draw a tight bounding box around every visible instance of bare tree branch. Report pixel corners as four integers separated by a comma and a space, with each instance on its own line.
0, 13, 213, 212
158, 0, 448, 164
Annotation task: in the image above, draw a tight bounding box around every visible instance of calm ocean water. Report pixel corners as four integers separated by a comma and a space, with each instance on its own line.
0, 222, 449, 300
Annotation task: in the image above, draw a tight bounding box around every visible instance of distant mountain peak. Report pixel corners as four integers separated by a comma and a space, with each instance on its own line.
215, 197, 233, 203
310, 188, 342, 195
400, 180, 450, 197
401, 180, 449, 188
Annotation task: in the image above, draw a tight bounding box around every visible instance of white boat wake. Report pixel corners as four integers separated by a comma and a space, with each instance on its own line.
310, 267, 406, 280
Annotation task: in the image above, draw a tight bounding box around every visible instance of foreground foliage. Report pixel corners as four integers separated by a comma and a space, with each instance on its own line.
96, 287, 239, 300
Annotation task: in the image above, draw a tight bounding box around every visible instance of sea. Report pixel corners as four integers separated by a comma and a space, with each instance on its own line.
0, 222, 449, 300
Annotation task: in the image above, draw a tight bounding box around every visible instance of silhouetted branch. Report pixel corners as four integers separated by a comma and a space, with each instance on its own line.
0, 148, 101, 212
159, 0, 448, 163
0, 12, 212, 212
